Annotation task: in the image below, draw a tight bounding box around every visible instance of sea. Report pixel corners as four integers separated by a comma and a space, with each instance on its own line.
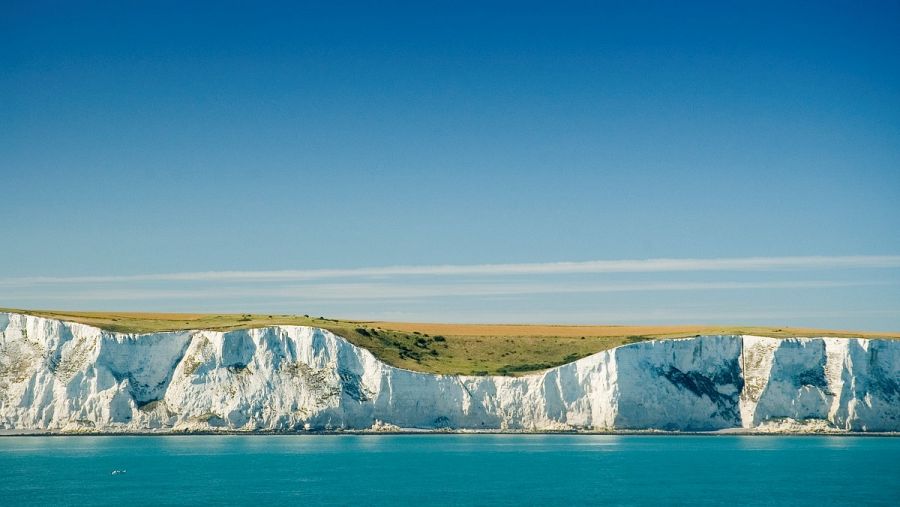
0, 435, 898, 506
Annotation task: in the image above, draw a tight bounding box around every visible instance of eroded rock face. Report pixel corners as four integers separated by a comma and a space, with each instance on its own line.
0, 313, 897, 433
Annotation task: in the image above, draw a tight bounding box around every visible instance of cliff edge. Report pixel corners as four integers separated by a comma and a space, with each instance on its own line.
1, 312, 897, 433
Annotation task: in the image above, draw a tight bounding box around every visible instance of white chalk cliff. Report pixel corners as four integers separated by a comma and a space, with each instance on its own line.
1, 312, 897, 433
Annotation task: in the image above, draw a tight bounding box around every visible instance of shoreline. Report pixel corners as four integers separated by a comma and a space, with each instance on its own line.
2, 429, 898, 437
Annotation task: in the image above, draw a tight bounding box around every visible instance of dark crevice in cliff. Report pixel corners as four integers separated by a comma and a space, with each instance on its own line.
655, 358, 744, 421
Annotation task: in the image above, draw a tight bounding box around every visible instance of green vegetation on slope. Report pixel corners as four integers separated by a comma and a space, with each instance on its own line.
3, 308, 898, 376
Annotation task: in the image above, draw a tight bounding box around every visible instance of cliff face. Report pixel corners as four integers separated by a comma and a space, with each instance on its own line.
0, 313, 897, 433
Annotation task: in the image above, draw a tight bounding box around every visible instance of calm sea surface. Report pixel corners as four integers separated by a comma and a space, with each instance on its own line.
0, 435, 898, 506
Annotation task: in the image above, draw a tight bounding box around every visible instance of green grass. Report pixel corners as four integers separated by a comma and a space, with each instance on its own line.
3, 308, 898, 376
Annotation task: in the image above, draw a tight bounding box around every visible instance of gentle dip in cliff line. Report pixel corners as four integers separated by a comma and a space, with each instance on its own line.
5, 313, 899, 433
1, 435, 898, 506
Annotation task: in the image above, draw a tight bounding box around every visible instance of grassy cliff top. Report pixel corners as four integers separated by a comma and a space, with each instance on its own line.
4, 308, 898, 376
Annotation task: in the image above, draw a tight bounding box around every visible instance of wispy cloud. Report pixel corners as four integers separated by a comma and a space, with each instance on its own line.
8, 280, 892, 301
2, 255, 899, 286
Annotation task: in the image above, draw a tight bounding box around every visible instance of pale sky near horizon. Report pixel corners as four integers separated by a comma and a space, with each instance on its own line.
2, 2, 899, 328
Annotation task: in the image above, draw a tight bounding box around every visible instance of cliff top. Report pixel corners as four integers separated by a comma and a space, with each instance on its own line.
3, 308, 898, 376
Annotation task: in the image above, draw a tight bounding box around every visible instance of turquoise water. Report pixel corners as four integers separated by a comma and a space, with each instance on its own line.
1, 435, 898, 506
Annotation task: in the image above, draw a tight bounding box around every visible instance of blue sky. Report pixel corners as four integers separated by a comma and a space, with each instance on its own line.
2, 2, 898, 328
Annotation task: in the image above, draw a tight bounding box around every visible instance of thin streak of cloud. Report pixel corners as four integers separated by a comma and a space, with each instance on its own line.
2, 255, 899, 286
7, 280, 891, 302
